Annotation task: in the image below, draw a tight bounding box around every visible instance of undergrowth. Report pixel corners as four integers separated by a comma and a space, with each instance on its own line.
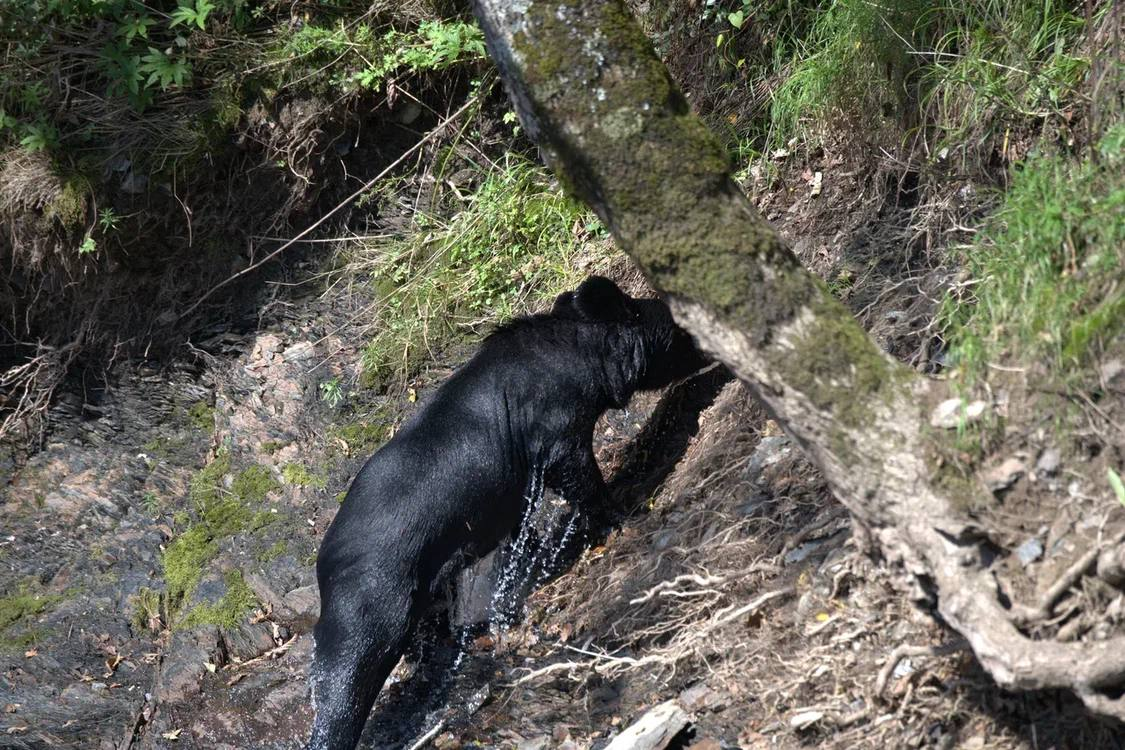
708, 0, 1101, 164
939, 125, 1125, 382
355, 155, 609, 389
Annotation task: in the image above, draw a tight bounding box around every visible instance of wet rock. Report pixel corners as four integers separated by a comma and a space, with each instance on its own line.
517, 736, 550, 750
454, 550, 500, 628
604, 701, 690, 750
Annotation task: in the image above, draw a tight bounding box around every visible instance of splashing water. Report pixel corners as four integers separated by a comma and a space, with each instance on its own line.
538, 511, 580, 586
489, 465, 546, 629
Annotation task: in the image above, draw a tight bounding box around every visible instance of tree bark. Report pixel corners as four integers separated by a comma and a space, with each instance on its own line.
472, 0, 1125, 720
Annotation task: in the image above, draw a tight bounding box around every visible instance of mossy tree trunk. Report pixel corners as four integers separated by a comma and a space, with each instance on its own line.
472, 0, 1125, 720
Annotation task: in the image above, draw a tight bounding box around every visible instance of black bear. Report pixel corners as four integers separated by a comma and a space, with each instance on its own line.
306, 276, 707, 750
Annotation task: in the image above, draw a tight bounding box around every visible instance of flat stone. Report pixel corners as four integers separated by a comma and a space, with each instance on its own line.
789, 710, 824, 730
930, 398, 987, 429
281, 584, 320, 622
604, 701, 690, 750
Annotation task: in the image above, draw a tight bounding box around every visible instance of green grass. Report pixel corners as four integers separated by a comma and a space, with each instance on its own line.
939, 125, 1125, 380
768, 0, 924, 149
919, 0, 1093, 163
356, 155, 606, 389
130, 587, 162, 633
717, 0, 1096, 164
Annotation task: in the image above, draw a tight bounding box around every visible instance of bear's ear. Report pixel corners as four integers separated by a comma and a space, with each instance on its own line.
573, 276, 634, 322
551, 290, 576, 317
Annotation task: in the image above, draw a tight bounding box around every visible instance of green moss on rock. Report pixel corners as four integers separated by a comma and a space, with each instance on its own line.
281, 463, 327, 489
0, 587, 62, 632
186, 400, 216, 432
164, 456, 280, 612
179, 570, 257, 630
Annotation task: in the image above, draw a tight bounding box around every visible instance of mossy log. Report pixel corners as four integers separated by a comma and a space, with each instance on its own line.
472, 0, 1125, 720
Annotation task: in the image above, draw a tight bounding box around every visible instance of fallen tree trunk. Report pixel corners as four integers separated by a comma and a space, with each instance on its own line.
472, 0, 1125, 720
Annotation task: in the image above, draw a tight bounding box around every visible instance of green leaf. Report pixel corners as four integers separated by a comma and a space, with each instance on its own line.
728, 10, 745, 29
1109, 468, 1125, 507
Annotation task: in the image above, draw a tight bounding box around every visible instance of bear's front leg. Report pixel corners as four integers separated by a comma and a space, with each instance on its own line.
547, 439, 613, 531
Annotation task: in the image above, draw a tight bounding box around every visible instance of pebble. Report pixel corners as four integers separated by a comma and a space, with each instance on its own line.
983, 457, 1025, 492
929, 398, 987, 429
1016, 537, 1044, 566
1035, 448, 1061, 476
789, 710, 824, 730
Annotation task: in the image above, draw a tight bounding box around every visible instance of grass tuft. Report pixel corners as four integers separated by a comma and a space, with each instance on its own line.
939, 125, 1125, 381
354, 155, 607, 389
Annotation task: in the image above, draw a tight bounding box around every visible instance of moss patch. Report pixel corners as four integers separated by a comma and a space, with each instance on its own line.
256, 540, 289, 563
329, 418, 391, 457
163, 454, 281, 611
230, 464, 280, 505
179, 570, 257, 630
186, 400, 216, 432
0, 583, 66, 653
281, 462, 327, 489
42, 176, 89, 230
0, 587, 63, 632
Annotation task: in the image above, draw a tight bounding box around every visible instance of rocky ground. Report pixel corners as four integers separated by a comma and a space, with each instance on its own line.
2, 151, 1123, 750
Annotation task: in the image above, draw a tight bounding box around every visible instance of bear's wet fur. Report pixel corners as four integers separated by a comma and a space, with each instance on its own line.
306, 276, 707, 750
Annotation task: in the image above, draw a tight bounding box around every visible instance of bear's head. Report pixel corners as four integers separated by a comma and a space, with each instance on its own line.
552, 276, 710, 391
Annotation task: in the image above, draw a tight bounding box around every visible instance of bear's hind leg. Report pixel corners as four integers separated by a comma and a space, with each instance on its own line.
305, 588, 419, 750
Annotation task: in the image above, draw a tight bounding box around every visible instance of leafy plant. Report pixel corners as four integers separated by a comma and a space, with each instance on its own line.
170, 0, 216, 31
319, 378, 344, 408
98, 208, 120, 233
139, 48, 191, 90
